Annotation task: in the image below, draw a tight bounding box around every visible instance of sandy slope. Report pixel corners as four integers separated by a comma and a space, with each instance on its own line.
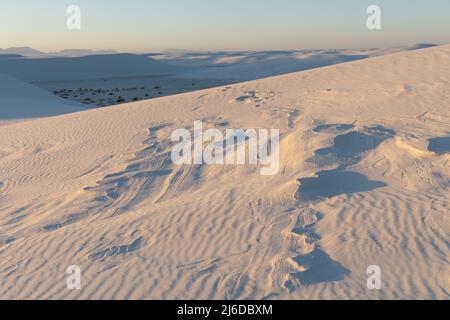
155, 45, 437, 82
156, 50, 374, 82
0, 73, 82, 123
0, 47, 424, 111
0, 45, 449, 300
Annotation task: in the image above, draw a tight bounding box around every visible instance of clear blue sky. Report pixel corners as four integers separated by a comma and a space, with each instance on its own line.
1, 0, 449, 51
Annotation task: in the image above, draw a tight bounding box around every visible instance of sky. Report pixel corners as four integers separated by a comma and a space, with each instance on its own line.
1, 0, 450, 52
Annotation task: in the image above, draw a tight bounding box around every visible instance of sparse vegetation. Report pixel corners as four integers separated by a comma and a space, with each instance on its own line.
48, 77, 218, 109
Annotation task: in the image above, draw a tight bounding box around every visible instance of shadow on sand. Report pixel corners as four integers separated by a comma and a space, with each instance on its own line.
288, 125, 395, 288
291, 248, 351, 285
428, 136, 450, 155
297, 170, 386, 202
310, 125, 396, 168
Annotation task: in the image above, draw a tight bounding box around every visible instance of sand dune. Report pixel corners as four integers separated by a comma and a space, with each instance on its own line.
0, 45, 448, 300
0, 54, 180, 82
0, 73, 83, 123
156, 50, 372, 81
0, 47, 424, 111
155, 45, 437, 81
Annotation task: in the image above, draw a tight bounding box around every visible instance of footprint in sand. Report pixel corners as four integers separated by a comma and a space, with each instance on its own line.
88, 236, 145, 262
269, 208, 350, 293
287, 109, 301, 129
270, 125, 396, 294
217, 86, 232, 93
232, 90, 279, 105
312, 123, 355, 134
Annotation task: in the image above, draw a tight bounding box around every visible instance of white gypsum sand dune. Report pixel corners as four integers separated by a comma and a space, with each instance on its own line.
154, 45, 437, 82
0, 47, 424, 111
0, 54, 180, 82
0, 73, 83, 124
156, 50, 373, 81
0, 45, 449, 300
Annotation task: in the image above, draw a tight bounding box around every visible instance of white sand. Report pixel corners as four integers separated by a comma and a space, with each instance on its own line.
0, 45, 448, 300
0, 73, 83, 124
155, 45, 436, 82
0, 47, 427, 110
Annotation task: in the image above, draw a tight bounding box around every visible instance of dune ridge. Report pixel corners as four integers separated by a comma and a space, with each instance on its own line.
0, 54, 180, 82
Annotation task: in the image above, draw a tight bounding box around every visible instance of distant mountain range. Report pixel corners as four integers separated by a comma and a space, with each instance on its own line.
0, 47, 118, 57
0, 44, 438, 59
0, 47, 43, 57
52, 49, 118, 56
